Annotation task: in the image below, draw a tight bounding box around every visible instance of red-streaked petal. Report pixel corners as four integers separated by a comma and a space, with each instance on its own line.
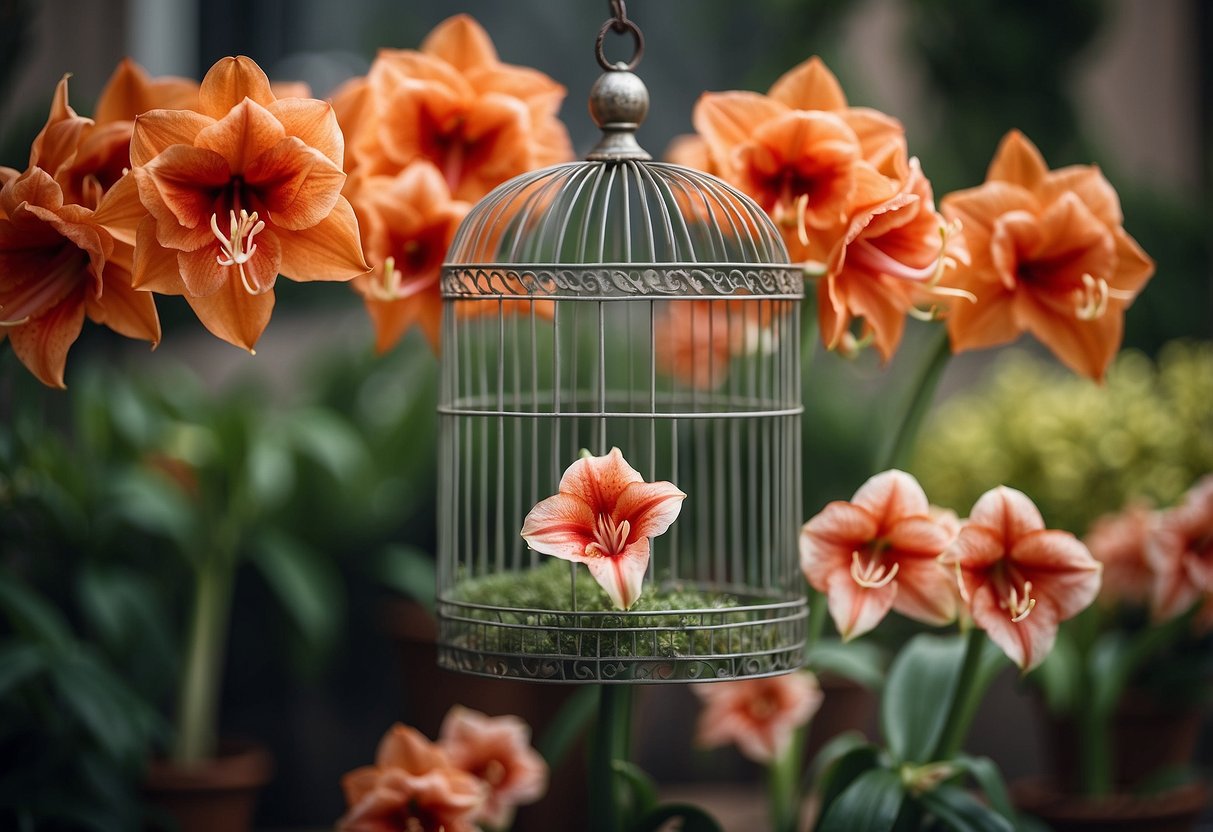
275, 196, 370, 282
886, 515, 954, 557
986, 129, 1049, 191
939, 523, 1006, 571
966, 485, 1045, 541
890, 557, 958, 626
520, 492, 594, 561
824, 567, 897, 641
266, 97, 344, 168
199, 55, 276, 118
181, 268, 275, 351
614, 480, 686, 542
800, 501, 881, 591
557, 447, 645, 512
1012, 530, 1101, 620
131, 109, 213, 167
584, 545, 649, 610
195, 98, 285, 176
243, 138, 344, 231
851, 469, 931, 527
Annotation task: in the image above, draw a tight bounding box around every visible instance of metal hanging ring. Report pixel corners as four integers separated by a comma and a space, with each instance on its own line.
595, 15, 644, 71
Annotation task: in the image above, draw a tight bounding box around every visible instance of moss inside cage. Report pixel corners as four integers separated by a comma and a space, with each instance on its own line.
444, 559, 785, 660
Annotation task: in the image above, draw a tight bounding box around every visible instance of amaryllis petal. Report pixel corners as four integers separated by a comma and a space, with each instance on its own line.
376, 724, 449, 775
182, 267, 276, 350
890, 557, 958, 626
92, 173, 144, 245
86, 261, 161, 344
1011, 531, 1102, 620
851, 469, 931, 527
519, 493, 596, 561
767, 56, 847, 112
195, 98, 286, 175
439, 706, 548, 829
692, 672, 822, 764
557, 447, 645, 509
267, 97, 344, 168
1013, 288, 1122, 381
1038, 166, 1122, 227
199, 55, 276, 118
966, 485, 1044, 539
825, 567, 899, 641
613, 481, 688, 541
969, 580, 1061, 672
986, 129, 1049, 190
693, 92, 788, 159
276, 196, 370, 282
583, 548, 648, 611
422, 14, 499, 72
7, 288, 85, 389
136, 145, 230, 248
95, 58, 199, 124
243, 138, 345, 230
801, 501, 880, 559
130, 109, 213, 167
132, 215, 186, 293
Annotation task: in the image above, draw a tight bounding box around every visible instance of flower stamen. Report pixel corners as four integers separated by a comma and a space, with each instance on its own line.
850, 550, 900, 589
211, 209, 266, 295
585, 514, 632, 559
1000, 579, 1036, 623
1074, 273, 1109, 320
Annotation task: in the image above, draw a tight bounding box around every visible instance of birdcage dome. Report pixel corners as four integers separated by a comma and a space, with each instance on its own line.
435, 39, 807, 684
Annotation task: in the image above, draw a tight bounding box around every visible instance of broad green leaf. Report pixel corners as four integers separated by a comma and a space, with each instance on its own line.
375, 545, 438, 611
0, 573, 72, 648
818, 767, 904, 832
0, 641, 47, 695
919, 783, 1014, 832
881, 634, 966, 763
288, 408, 369, 484
50, 651, 154, 765
807, 638, 886, 690
952, 754, 1015, 822
245, 427, 295, 511
628, 803, 724, 832
537, 685, 598, 767
105, 469, 195, 548
613, 760, 659, 824
814, 743, 882, 823
249, 530, 344, 652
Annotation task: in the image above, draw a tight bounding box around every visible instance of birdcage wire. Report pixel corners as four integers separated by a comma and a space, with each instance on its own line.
435, 34, 806, 684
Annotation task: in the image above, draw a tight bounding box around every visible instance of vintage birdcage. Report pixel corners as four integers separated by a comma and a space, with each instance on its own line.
435, 5, 806, 683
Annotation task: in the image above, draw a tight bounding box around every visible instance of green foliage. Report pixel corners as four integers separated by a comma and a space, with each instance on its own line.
912, 342, 1213, 535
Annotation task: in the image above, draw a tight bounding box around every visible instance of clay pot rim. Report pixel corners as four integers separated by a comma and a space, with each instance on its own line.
144, 738, 274, 793
1012, 776, 1210, 822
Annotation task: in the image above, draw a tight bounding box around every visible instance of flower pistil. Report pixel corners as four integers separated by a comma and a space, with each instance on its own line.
210, 208, 266, 295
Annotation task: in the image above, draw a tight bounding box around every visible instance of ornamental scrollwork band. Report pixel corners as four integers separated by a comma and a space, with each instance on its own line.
440, 266, 804, 299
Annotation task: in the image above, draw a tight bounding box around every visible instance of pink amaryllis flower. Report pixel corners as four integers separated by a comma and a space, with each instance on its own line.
339, 724, 485, 832
1085, 501, 1154, 607
799, 470, 958, 641
521, 448, 685, 610
692, 671, 823, 763
1147, 475, 1213, 630
438, 706, 548, 829
941, 486, 1102, 671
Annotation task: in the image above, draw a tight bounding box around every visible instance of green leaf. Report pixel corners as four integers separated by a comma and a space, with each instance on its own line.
951, 754, 1015, 822
818, 767, 905, 832
288, 408, 369, 484
628, 803, 724, 832
245, 428, 295, 511
0, 641, 47, 695
249, 530, 344, 652
613, 760, 659, 824
814, 743, 882, 823
375, 544, 437, 611
881, 634, 966, 763
0, 572, 72, 648
919, 783, 1014, 832
537, 685, 597, 767
105, 469, 195, 548
49, 650, 156, 765
807, 638, 886, 690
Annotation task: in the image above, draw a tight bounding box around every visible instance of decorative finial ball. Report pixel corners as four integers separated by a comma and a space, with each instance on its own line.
589, 70, 649, 128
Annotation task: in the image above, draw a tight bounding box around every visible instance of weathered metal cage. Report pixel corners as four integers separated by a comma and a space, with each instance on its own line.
435, 29, 806, 683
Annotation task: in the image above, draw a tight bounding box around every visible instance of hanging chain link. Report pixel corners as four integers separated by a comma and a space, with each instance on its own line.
596, 0, 644, 72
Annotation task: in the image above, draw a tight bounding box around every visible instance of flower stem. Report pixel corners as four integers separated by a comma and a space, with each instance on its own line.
173, 557, 234, 763
805, 588, 828, 653
589, 685, 633, 832
768, 725, 805, 832
932, 627, 989, 760
877, 326, 951, 472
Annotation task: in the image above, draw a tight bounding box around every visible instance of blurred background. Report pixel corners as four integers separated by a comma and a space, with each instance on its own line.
0, 0, 1210, 829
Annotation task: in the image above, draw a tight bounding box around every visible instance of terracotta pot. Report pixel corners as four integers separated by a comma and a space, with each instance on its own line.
384, 599, 589, 832
1012, 778, 1209, 832
143, 739, 273, 832
1039, 690, 1204, 791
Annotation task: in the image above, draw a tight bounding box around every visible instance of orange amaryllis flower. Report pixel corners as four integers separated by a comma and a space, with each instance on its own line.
350, 162, 469, 352
692, 671, 823, 763
340, 723, 485, 832
939, 130, 1154, 381
1084, 501, 1154, 607
800, 470, 959, 640
438, 706, 548, 829
1146, 476, 1213, 628
521, 448, 686, 610
940, 486, 1102, 672
101, 55, 368, 351
337, 14, 571, 202
0, 80, 159, 388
